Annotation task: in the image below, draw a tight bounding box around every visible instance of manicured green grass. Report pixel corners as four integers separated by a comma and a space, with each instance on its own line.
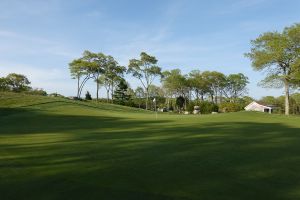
1, 92, 300, 200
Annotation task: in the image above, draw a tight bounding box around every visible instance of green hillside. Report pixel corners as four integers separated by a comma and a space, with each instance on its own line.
1, 92, 300, 200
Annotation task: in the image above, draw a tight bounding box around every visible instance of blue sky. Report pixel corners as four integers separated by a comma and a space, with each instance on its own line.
0, 0, 300, 98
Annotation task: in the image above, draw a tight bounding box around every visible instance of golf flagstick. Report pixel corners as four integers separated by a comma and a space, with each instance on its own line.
153, 98, 157, 119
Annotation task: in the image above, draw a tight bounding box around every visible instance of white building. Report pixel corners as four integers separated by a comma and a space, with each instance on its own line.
244, 101, 273, 113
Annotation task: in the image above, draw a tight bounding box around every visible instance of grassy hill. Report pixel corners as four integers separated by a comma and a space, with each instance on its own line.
1, 92, 300, 200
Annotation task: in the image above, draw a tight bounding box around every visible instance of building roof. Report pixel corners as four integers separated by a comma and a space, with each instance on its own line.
245, 101, 273, 110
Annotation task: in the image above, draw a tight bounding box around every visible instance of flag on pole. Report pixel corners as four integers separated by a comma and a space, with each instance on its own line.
153, 98, 157, 119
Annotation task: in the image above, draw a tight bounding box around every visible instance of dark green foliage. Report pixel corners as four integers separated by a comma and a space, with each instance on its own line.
85, 91, 92, 100
175, 96, 185, 109
113, 79, 131, 105
198, 101, 219, 114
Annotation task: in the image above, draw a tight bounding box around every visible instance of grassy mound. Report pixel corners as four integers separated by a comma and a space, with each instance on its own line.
1, 92, 300, 200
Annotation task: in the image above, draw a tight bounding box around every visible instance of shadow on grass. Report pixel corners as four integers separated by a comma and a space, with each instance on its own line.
1, 108, 300, 200
0, 107, 167, 135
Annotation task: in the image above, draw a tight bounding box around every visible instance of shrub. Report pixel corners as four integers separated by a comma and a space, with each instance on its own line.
198, 101, 218, 114
85, 91, 92, 100
219, 102, 243, 113
187, 101, 196, 112
125, 100, 136, 107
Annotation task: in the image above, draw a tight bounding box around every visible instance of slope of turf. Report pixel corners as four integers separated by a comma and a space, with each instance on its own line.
1, 92, 300, 200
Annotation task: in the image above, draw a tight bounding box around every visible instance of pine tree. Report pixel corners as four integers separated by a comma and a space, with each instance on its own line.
85, 91, 92, 100
113, 79, 131, 105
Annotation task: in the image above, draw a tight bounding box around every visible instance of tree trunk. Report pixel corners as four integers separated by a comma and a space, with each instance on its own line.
145, 87, 149, 110
79, 75, 90, 98
167, 97, 170, 110
96, 82, 99, 101
111, 83, 114, 103
215, 90, 218, 104
284, 79, 290, 115
196, 90, 199, 101
77, 76, 80, 98
106, 89, 109, 103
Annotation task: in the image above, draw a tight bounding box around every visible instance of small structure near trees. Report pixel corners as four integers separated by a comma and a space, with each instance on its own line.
193, 106, 200, 114
245, 101, 273, 113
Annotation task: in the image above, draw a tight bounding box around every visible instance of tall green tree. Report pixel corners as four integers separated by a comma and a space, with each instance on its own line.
83, 51, 106, 101
148, 84, 164, 98
245, 23, 300, 115
69, 51, 98, 98
99, 75, 110, 102
162, 69, 189, 110
135, 86, 145, 108
69, 58, 86, 98
202, 71, 226, 103
188, 70, 209, 101
101, 56, 126, 102
127, 52, 162, 110
222, 73, 249, 102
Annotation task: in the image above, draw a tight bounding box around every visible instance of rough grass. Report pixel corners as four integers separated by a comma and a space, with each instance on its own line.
1, 92, 300, 200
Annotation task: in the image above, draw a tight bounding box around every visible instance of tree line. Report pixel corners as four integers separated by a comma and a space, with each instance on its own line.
69, 50, 249, 112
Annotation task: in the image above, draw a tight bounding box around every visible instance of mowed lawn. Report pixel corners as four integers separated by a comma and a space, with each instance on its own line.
1, 93, 300, 200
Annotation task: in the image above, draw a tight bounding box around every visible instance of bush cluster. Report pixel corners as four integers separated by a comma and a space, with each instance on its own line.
219, 102, 243, 113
